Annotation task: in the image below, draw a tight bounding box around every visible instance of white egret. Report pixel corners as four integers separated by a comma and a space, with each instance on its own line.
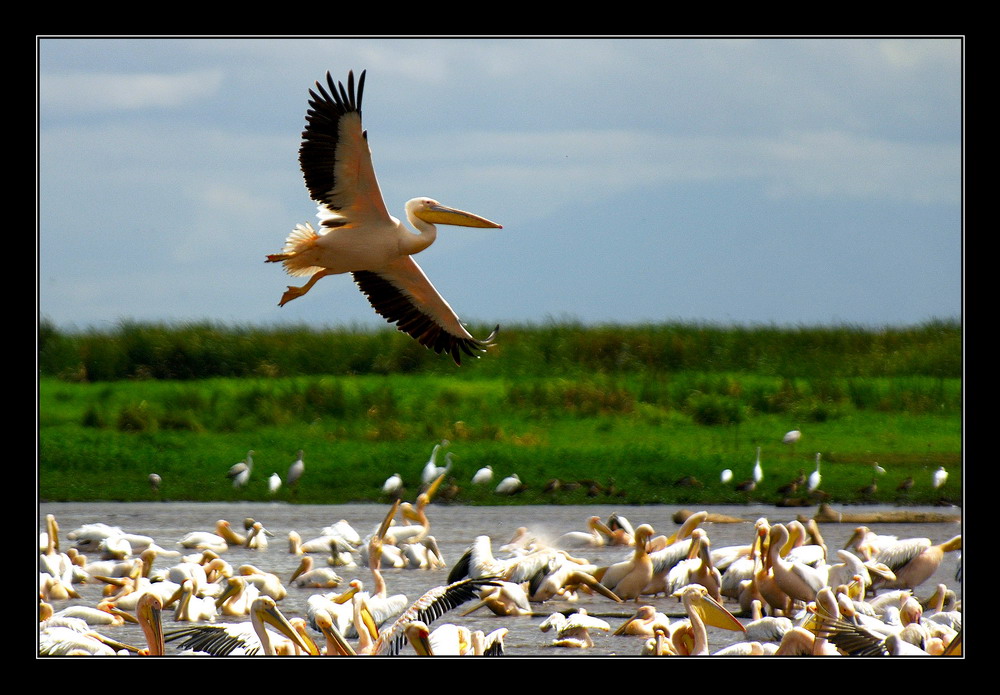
287, 450, 305, 488
268, 472, 281, 494
471, 465, 493, 485
932, 466, 948, 489
808, 453, 822, 492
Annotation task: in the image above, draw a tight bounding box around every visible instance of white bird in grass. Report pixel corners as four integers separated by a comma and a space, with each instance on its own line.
720, 468, 733, 484
421, 441, 452, 486
783, 430, 802, 444
752, 446, 764, 484
268, 472, 281, 494
228, 450, 254, 489
472, 465, 493, 485
265, 70, 502, 365
382, 473, 403, 496
932, 466, 948, 489
808, 453, 822, 492
495, 473, 524, 495
287, 450, 305, 489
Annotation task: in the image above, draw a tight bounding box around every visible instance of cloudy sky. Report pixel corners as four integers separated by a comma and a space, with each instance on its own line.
38, 37, 963, 333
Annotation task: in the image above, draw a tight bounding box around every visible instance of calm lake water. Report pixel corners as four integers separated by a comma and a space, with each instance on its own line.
39, 501, 963, 657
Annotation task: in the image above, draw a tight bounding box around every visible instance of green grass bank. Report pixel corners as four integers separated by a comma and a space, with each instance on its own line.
38, 320, 962, 506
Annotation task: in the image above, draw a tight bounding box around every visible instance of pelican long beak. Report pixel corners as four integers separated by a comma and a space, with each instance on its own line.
215, 578, 242, 608
695, 594, 746, 633
137, 597, 165, 656
417, 204, 503, 229
570, 571, 624, 603
378, 500, 401, 539
259, 601, 320, 656
333, 583, 361, 605
405, 622, 434, 655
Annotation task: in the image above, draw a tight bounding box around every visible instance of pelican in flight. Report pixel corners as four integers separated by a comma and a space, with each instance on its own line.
266, 70, 502, 365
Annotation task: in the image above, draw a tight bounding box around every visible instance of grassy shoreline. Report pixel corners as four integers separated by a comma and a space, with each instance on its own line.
39, 318, 962, 506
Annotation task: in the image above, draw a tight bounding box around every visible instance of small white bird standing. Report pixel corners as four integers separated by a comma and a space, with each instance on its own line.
720, 469, 733, 484
472, 465, 493, 485
495, 474, 523, 495
808, 453, 822, 492
268, 473, 282, 494
287, 450, 305, 488
149, 473, 162, 492
752, 447, 764, 484
383, 473, 403, 496
932, 466, 948, 489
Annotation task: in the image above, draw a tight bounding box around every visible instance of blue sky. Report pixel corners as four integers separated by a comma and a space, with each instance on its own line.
37, 37, 963, 332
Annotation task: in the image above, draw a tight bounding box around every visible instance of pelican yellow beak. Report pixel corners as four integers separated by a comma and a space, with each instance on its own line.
137, 596, 165, 656
418, 204, 502, 229
258, 600, 319, 656
695, 593, 746, 633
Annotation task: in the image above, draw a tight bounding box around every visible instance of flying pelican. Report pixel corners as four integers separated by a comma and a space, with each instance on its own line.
287, 450, 305, 489
265, 70, 502, 365
808, 453, 822, 492
932, 466, 948, 489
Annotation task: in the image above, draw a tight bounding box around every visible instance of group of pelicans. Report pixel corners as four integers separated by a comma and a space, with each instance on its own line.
39, 472, 962, 657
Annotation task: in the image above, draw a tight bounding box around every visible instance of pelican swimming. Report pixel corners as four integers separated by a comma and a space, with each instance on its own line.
266, 70, 502, 364
165, 596, 318, 655
872, 535, 962, 591
669, 584, 746, 655
595, 524, 655, 601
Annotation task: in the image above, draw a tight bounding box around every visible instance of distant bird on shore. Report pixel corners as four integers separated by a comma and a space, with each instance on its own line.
228, 451, 255, 489
471, 465, 493, 485
720, 469, 733, 484
932, 466, 948, 489
808, 453, 822, 493
382, 473, 403, 497
897, 476, 915, 494
287, 450, 305, 489
268, 473, 282, 494
422, 441, 451, 485
783, 430, 802, 444
752, 447, 764, 485
148, 473, 162, 493
495, 474, 524, 495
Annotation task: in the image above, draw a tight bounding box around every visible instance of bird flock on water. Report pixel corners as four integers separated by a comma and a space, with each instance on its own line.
39, 481, 962, 656
42, 70, 960, 657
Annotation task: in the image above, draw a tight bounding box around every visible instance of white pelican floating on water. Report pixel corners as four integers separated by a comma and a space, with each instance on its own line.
266, 70, 502, 365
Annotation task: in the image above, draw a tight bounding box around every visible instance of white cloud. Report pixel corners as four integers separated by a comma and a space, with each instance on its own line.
40, 69, 226, 113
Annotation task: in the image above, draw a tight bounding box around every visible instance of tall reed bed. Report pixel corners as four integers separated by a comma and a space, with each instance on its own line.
39, 319, 960, 382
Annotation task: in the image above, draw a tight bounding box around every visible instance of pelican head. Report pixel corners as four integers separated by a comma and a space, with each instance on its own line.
253, 596, 319, 656
136, 593, 165, 656
407, 198, 502, 229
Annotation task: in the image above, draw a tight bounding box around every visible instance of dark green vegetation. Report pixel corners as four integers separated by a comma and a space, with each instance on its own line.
39, 320, 961, 506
